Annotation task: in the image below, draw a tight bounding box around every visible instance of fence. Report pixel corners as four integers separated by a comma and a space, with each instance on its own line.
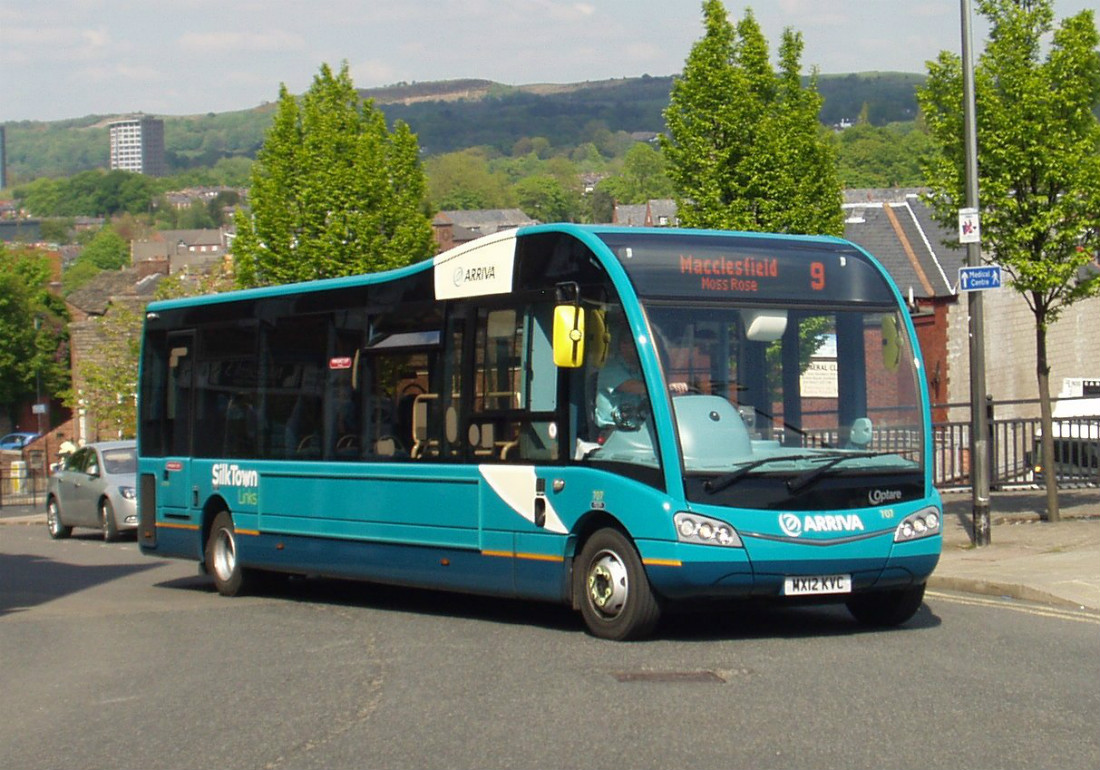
0, 462, 46, 508
933, 398, 1099, 490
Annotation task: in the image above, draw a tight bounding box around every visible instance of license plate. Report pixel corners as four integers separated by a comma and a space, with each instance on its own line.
783, 574, 852, 596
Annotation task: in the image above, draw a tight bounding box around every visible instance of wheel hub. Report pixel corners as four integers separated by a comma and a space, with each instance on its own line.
212, 528, 237, 582
587, 550, 629, 617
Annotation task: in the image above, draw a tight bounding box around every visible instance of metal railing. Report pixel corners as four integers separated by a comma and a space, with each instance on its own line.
932, 401, 1099, 491
0, 464, 46, 508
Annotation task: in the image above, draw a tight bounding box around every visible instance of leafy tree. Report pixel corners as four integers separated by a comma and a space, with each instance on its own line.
918, 0, 1100, 521
59, 225, 130, 295
514, 175, 578, 222
425, 149, 515, 210
0, 248, 70, 426
234, 63, 435, 287
80, 226, 129, 270
661, 1, 844, 236
598, 143, 674, 204
836, 122, 932, 188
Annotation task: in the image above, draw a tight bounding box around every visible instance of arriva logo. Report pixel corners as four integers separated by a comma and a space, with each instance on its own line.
779, 512, 865, 538
452, 264, 496, 286
211, 463, 259, 488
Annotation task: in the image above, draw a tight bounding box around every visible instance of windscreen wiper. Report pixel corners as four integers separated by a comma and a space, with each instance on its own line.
703, 453, 823, 494
785, 451, 883, 494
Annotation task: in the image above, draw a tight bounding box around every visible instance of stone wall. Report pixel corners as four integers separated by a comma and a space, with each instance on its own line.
947, 288, 1100, 420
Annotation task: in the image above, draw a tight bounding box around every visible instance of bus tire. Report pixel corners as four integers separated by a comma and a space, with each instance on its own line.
846, 584, 925, 627
205, 511, 248, 596
574, 528, 661, 641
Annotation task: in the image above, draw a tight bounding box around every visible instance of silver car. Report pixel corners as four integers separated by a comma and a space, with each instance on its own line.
46, 441, 138, 541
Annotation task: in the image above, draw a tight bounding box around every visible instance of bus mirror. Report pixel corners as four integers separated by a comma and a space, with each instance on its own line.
881, 316, 901, 372
553, 305, 586, 368
586, 308, 610, 368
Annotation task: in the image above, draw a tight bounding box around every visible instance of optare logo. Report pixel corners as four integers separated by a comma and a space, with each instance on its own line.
779, 512, 802, 537
869, 488, 903, 505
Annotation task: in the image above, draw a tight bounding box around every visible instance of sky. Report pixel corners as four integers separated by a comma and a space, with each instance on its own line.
1, 0, 1096, 123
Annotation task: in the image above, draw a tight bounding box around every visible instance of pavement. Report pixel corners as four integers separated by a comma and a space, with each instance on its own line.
934, 486, 1100, 613
3, 487, 1098, 613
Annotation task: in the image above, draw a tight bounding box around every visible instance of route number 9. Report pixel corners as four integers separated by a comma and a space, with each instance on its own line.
810, 262, 825, 291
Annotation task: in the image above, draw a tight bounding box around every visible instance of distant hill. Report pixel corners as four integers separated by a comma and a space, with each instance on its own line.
2, 72, 924, 184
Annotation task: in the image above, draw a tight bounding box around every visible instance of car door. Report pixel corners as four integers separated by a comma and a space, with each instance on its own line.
70, 448, 101, 526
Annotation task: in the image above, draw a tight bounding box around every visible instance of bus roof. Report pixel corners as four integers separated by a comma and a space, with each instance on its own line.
144, 223, 887, 313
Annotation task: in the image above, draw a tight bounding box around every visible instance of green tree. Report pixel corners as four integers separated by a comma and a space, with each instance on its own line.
233, 62, 435, 287
918, 0, 1100, 521
599, 142, 674, 204
661, 1, 843, 236
836, 122, 931, 188
514, 175, 577, 223
81, 226, 129, 270
0, 248, 70, 427
425, 149, 515, 210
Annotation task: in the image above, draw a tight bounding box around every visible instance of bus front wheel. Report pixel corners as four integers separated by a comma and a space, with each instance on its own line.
846, 584, 925, 627
574, 528, 661, 641
206, 511, 247, 596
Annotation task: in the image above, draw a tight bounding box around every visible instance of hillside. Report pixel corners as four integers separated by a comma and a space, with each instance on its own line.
2, 72, 924, 183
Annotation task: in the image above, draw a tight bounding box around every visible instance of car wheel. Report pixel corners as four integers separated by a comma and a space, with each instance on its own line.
574, 527, 661, 641
847, 584, 926, 627
100, 499, 120, 542
205, 511, 249, 596
46, 498, 72, 539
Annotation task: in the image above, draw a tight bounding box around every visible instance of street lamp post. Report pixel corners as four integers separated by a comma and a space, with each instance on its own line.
961, 0, 991, 546
33, 315, 44, 438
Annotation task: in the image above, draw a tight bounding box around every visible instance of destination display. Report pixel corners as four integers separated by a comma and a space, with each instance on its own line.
596, 231, 897, 305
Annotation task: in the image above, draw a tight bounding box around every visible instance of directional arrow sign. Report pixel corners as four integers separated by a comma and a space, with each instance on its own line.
959, 265, 1003, 292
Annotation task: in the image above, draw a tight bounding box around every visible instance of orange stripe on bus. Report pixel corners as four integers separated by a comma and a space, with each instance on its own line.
482, 550, 564, 563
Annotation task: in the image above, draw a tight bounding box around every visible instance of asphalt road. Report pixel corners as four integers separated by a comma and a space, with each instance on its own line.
2, 525, 1098, 770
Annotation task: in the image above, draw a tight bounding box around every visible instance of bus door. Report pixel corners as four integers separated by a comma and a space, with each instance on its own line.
159, 331, 195, 516
473, 304, 569, 574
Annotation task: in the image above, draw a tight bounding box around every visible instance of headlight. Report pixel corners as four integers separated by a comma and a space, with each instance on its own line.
119, 486, 136, 500
894, 506, 941, 543
674, 512, 742, 548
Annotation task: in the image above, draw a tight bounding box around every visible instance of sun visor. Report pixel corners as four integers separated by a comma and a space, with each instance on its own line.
742, 309, 788, 342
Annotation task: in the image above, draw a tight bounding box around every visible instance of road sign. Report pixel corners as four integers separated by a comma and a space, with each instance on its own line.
959, 265, 1002, 292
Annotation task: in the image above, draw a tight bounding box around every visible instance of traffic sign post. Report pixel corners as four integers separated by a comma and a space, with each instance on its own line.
958, 264, 1003, 292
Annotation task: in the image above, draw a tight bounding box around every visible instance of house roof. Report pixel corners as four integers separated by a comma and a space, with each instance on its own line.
435, 209, 537, 234
65, 267, 162, 316
843, 191, 966, 300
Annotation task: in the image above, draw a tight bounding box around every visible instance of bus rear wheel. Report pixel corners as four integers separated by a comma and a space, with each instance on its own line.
846, 584, 926, 627
574, 528, 661, 641
206, 511, 248, 596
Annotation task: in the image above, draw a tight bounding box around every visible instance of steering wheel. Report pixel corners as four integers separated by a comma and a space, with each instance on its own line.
610, 392, 649, 431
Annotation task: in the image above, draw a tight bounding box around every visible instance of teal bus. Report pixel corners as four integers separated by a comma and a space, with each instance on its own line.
137, 224, 941, 640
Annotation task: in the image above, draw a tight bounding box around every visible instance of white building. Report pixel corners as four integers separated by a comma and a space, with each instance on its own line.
108, 116, 166, 176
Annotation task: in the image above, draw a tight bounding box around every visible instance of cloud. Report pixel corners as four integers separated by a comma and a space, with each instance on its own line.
177, 30, 306, 52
